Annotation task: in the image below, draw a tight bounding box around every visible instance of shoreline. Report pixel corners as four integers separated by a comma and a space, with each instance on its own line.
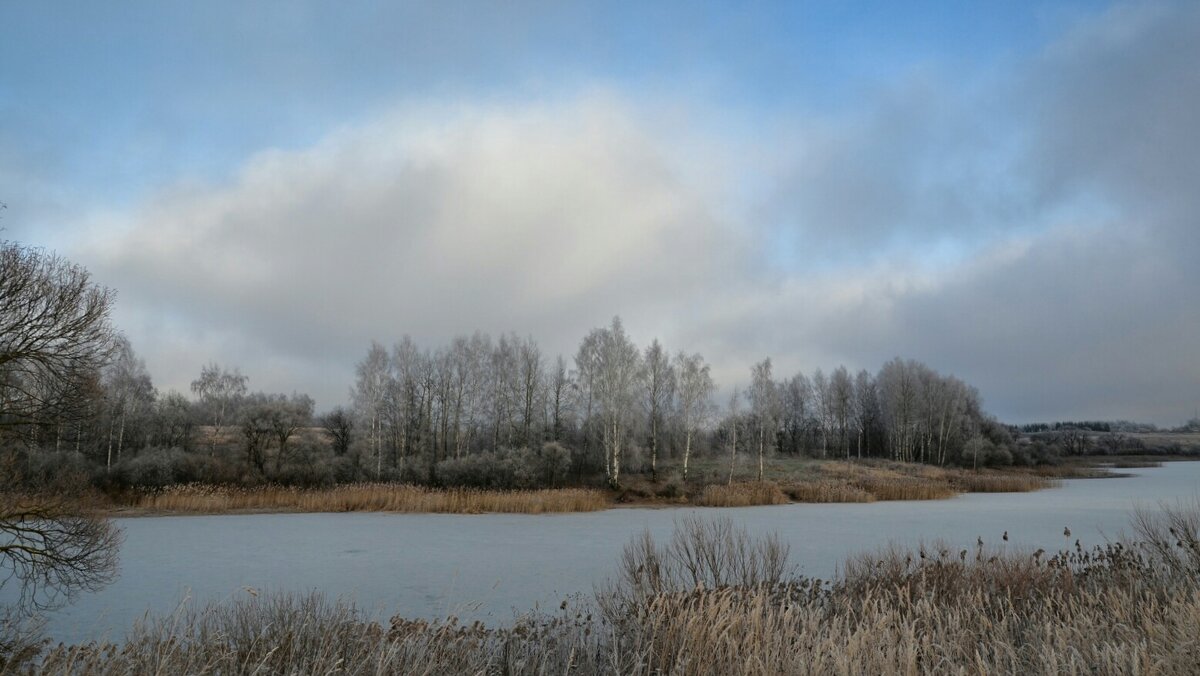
93, 456, 1178, 518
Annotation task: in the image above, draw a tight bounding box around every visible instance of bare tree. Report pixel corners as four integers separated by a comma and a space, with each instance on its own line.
190, 363, 247, 454
150, 390, 194, 450
516, 336, 543, 448
0, 241, 116, 441
0, 242, 121, 619
101, 337, 154, 468
266, 393, 314, 465
726, 388, 741, 484
779, 372, 813, 455
830, 366, 853, 458
878, 358, 917, 462
352, 343, 389, 477
238, 394, 272, 474
748, 358, 778, 481
674, 351, 712, 482
575, 317, 640, 487
852, 369, 879, 458
811, 368, 831, 457
641, 340, 675, 481
321, 406, 354, 457
548, 355, 571, 442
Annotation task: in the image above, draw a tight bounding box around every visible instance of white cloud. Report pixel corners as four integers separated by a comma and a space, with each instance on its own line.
81, 92, 752, 407
71, 2, 1200, 426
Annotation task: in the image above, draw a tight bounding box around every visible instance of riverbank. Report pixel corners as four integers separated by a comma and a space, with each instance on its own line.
100, 456, 1142, 516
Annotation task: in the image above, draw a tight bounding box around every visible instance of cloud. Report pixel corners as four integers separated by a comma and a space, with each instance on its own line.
679, 0, 1200, 425
81, 92, 751, 407
74, 2, 1200, 426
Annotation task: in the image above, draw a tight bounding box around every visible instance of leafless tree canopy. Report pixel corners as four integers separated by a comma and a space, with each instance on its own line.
0, 241, 116, 440
0, 241, 122, 617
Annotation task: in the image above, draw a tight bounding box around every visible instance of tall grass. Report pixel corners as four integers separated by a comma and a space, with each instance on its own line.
27, 505, 1200, 674
134, 483, 608, 514
944, 469, 1055, 493
781, 480, 876, 503
693, 482, 788, 507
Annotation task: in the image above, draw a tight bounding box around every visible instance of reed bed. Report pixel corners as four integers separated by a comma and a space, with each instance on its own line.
26, 507, 1200, 675
781, 480, 876, 503
134, 483, 609, 514
1024, 463, 1113, 479
945, 469, 1056, 493
853, 476, 958, 500
693, 481, 789, 507
1109, 459, 1163, 468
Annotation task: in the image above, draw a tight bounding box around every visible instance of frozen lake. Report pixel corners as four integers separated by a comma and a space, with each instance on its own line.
20, 462, 1200, 644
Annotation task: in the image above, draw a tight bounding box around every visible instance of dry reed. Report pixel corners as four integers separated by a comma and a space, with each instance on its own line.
781, 480, 876, 503
853, 476, 958, 500
134, 483, 608, 515
945, 470, 1056, 493
693, 482, 789, 507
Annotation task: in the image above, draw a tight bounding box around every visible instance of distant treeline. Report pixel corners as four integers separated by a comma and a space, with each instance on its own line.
1, 236, 1191, 494
1019, 419, 1200, 434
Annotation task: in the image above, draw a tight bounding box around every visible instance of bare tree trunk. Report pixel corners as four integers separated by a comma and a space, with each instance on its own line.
650, 414, 658, 482
610, 420, 621, 486
117, 412, 126, 461
374, 415, 381, 479
758, 427, 765, 482
682, 429, 691, 481
728, 423, 738, 485
106, 418, 115, 470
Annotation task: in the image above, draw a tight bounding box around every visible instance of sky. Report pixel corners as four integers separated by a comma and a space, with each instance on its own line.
2, 0, 1197, 426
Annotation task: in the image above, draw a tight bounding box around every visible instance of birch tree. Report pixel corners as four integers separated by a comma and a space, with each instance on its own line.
830, 366, 853, 458
726, 387, 741, 484
352, 342, 389, 477
575, 317, 639, 487
748, 358, 778, 481
190, 363, 247, 454
101, 337, 154, 467
641, 340, 675, 481
673, 351, 712, 482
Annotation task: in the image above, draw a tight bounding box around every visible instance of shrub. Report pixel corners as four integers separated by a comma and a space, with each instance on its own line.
437, 443, 575, 490
107, 448, 234, 488
19, 450, 94, 490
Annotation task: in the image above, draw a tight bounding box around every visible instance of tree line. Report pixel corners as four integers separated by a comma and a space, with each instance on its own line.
2, 237, 1087, 492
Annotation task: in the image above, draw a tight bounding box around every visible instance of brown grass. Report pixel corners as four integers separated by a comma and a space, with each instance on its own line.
693, 482, 789, 507
854, 476, 958, 500
1023, 463, 1113, 479
781, 480, 876, 503
133, 483, 609, 515
945, 469, 1057, 493
1108, 459, 1163, 468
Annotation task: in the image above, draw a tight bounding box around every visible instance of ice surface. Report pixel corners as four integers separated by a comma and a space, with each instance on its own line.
11, 462, 1200, 644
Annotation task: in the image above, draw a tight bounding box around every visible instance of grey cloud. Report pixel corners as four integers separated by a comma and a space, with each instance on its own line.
695, 1, 1200, 426
73, 2, 1200, 426
80, 94, 750, 408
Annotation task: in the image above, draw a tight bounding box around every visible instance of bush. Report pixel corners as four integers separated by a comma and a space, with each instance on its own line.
437, 443, 575, 490
18, 449, 94, 490
107, 448, 235, 488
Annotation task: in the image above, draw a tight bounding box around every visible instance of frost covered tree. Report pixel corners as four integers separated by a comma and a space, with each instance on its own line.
575, 317, 640, 487
674, 351, 713, 481
101, 337, 154, 468
190, 363, 247, 454
748, 358, 778, 481
641, 340, 675, 481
